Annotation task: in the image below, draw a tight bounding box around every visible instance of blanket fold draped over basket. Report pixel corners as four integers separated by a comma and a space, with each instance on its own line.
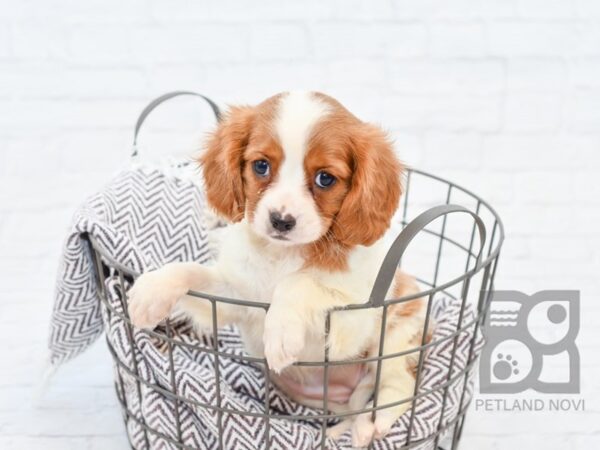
48, 166, 483, 450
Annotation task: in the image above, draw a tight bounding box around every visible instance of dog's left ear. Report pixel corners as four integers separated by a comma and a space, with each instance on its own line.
332, 123, 403, 247
200, 105, 255, 222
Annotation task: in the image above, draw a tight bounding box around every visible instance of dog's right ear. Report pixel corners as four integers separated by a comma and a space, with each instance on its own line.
200, 106, 255, 222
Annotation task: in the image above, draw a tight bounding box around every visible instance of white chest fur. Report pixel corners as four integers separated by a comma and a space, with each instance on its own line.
210, 221, 390, 360
214, 221, 305, 302
213, 221, 390, 302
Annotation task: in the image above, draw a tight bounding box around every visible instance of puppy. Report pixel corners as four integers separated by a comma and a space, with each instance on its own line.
128, 91, 427, 447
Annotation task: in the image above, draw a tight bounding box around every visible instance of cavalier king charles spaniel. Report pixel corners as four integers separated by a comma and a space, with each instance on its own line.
129, 91, 427, 447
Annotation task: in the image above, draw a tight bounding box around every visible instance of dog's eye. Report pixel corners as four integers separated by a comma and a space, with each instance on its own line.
315, 171, 336, 188
253, 160, 270, 177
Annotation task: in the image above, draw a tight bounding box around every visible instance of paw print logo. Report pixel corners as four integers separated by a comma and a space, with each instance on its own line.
480, 291, 580, 394
493, 354, 519, 381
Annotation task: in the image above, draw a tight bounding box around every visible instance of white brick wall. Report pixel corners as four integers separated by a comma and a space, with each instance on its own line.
1, 1, 599, 449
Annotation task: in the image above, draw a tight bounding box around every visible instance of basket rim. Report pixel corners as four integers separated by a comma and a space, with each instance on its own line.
89, 167, 504, 311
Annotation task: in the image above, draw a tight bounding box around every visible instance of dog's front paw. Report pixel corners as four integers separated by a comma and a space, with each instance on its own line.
326, 418, 352, 440
373, 405, 408, 440
350, 401, 410, 447
128, 270, 188, 329
263, 313, 305, 373
352, 411, 376, 448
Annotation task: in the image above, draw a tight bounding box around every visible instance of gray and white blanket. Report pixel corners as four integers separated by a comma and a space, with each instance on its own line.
48, 166, 482, 450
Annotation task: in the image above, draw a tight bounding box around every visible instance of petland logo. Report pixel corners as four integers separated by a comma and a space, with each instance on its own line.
477, 291, 584, 412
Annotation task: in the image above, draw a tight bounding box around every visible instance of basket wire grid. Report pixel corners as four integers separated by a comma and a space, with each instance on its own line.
85, 92, 504, 450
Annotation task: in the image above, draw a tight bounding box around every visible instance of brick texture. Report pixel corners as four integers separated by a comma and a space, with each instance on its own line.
0, 1, 598, 449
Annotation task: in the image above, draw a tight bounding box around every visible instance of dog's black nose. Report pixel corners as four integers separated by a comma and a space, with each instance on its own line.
270, 211, 296, 233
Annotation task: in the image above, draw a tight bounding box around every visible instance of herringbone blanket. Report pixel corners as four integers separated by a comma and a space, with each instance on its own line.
49, 166, 482, 449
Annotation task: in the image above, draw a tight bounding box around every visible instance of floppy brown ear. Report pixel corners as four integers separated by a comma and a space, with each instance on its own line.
200, 106, 255, 222
332, 123, 403, 246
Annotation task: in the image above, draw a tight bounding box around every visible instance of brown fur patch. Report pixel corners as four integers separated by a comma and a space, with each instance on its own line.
385, 271, 431, 378
407, 327, 434, 378
309, 94, 404, 249
200, 105, 253, 222
200, 95, 281, 222
302, 93, 403, 270
301, 234, 351, 271
389, 271, 424, 318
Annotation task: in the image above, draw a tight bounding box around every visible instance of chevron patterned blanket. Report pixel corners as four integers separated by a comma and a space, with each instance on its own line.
49, 167, 482, 450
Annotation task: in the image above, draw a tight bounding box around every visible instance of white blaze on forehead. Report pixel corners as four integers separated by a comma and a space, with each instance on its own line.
251, 92, 329, 243
274, 91, 330, 185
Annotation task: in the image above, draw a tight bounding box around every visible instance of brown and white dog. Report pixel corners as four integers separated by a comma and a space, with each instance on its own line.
128, 91, 427, 447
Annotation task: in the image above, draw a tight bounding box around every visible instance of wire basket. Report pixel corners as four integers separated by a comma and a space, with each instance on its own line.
85, 93, 504, 450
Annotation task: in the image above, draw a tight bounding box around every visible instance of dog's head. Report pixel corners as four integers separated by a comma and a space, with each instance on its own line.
201, 91, 402, 251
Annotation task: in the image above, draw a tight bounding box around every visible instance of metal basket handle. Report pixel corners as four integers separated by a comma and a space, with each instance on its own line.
131, 91, 222, 158
369, 204, 487, 307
